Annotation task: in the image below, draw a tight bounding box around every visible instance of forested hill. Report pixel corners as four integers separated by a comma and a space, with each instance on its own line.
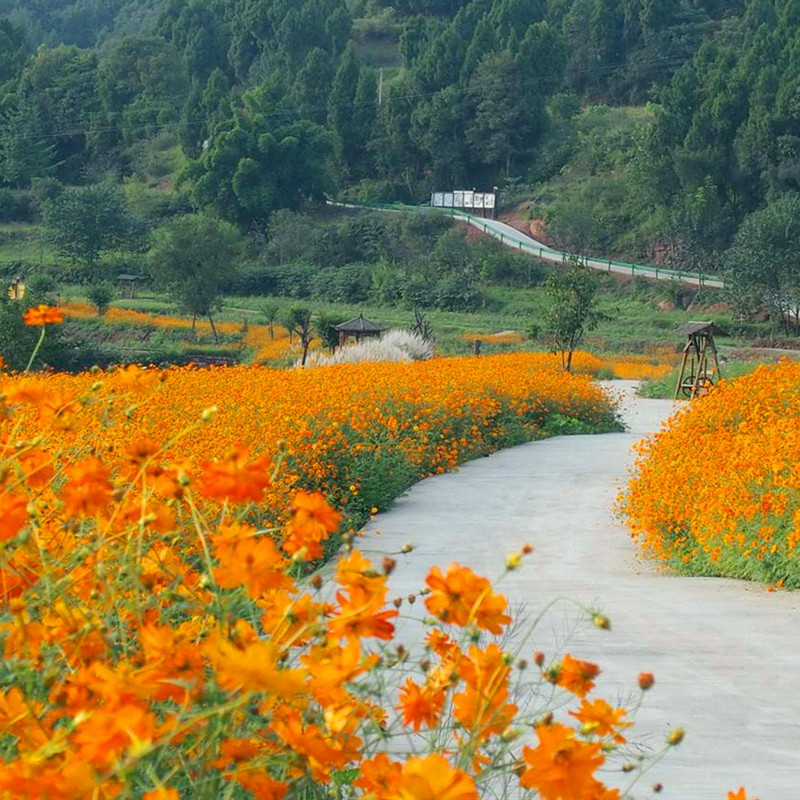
3, 0, 800, 274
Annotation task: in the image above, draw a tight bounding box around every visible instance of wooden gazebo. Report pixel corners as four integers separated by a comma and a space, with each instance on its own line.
335, 314, 383, 348
674, 321, 728, 399
117, 274, 144, 299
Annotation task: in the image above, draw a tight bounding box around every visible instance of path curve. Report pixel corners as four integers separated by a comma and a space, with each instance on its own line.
330, 201, 724, 289
360, 383, 800, 800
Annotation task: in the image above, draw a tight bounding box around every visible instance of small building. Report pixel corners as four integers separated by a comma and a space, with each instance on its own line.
335, 314, 383, 348
117, 274, 145, 299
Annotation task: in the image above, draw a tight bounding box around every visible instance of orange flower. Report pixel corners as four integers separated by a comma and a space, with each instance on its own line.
71, 703, 157, 768
453, 644, 517, 739
425, 563, 511, 633
0, 493, 27, 542
728, 789, 757, 800
229, 772, 288, 800
23, 304, 64, 326
520, 722, 605, 800
143, 790, 180, 800
569, 698, 632, 743
198, 446, 271, 503
283, 490, 343, 560
328, 589, 398, 641
397, 678, 445, 732
550, 654, 600, 698
214, 536, 291, 597
60, 455, 114, 517
354, 753, 402, 798
391, 754, 478, 800
208, 637, 305, 695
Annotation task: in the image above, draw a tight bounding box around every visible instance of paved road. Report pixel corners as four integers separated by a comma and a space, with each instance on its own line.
330, 201, 724, 288
359, 383, 800, 800
450, 213, 724, 289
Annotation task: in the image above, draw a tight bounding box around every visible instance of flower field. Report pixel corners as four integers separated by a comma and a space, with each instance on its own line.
0, 308, 756, 799
623, 360, 800, 588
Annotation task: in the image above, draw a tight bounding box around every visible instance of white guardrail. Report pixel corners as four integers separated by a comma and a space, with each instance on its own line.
329, 200, 725, 289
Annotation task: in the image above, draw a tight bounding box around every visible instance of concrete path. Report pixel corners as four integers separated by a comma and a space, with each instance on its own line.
360, 383, 800, 800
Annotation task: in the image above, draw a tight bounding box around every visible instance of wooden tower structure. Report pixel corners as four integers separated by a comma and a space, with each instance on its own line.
674, 321, 727, 400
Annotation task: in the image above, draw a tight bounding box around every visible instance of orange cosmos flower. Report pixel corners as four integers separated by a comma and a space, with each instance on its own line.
208, 637, 305, 695
229, 772, 288, 800
570, 698, 632, 743
397, 678, 446, 732
198, 445, 271, 503
113, 363, 162, 393
23, 304, 64, 326
71, 703, 157, 768
354, 753, 403, 798
328, 589, 398, 641
550, 653, 600, 698
143, 790, 180, 800
283, 490, 343, 560
0, 493, 27, 542
392, 754, 478, 800
425, 563, 511, 633
520, 722, 605, 800
728, 789, 757, 800
214, 536, 291, 597
60, 455, 114, 517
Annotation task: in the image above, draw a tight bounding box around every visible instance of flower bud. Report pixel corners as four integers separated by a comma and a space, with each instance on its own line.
592, 614, 611, 630
638, 672, 655, 691
667, 728, 685, 746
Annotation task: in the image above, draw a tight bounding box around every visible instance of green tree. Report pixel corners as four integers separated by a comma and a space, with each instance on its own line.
283, 304, 314, 365
150, 214, 244, 342
466, 50, 545, 175
314, 311, 346, 351
0, 104, 56, 188
41, 184, 142, 281
186, 86, 333, 225
544, 258, 604, 372
97, 36, 190, 146
723, 193, 800, 332
260, 300, 280, 339
18, 45, 102, 183
87, 284, 114, 317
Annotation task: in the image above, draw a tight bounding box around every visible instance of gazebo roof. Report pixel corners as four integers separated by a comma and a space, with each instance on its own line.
335, 314, 383, 334
675, 321, 728, 337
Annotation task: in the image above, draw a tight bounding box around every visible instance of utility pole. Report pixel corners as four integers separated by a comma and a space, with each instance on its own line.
378, 69, 384, 107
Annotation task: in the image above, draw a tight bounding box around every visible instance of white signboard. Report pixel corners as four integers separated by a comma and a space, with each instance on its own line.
453, 191, 464, 208
432, 193, 445, 208
443, 192, 454, 208
463, 191, 474, 208
474, 193, 485, 209
484, 193, 496, 209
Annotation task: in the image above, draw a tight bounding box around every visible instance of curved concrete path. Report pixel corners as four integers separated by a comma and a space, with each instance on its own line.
360, 383, 800, 800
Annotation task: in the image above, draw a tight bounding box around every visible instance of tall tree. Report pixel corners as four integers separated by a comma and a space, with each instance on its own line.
41, 183, 143, 281
149, 213, 243, 340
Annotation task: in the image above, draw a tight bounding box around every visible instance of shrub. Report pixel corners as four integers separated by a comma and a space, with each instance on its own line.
87, 283, 114, 316
0, 189, 34, 223
435, 274, 484, 311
